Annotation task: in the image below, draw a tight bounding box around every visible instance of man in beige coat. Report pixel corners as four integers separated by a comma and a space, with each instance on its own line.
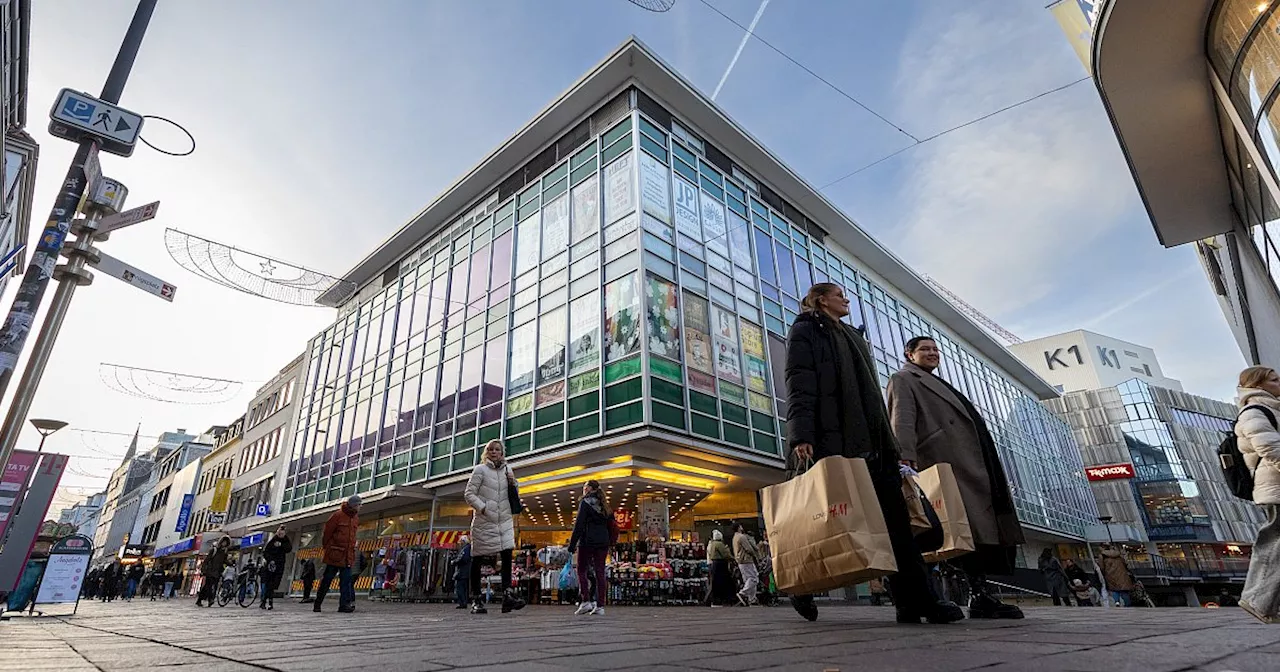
887, 336, 1025, 619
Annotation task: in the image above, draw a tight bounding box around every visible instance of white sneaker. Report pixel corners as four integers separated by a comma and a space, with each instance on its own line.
574, 601, 596, 615
591, 606, 605, 615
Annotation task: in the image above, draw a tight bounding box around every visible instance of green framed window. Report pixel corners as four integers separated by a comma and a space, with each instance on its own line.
605, 401, 643, 430
651, 401, 686, 430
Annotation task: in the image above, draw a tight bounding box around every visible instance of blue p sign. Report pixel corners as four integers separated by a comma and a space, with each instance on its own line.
61, 97, 95, 123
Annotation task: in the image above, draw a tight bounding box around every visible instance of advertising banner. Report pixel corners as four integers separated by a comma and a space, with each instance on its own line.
0, 450, 38, 541
1085, 463, 1135, 481
1048, 0, 1099, 74
0, 453, 68, 592
174, 493, 194, 533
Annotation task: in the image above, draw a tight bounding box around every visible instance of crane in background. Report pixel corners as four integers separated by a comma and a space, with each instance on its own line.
923, 276, 1024, 345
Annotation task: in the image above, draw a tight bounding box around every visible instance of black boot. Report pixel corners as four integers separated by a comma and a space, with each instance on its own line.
790, 595, 818, 621
471, 597, 488, 614
968, 577, 1023, 620
502, 589, 526, 614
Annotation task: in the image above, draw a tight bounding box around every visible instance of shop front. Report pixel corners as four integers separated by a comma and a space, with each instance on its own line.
152, 535, 203, 595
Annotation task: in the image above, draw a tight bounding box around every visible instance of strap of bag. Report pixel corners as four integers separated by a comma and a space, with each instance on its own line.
1243, 404, 1278, 429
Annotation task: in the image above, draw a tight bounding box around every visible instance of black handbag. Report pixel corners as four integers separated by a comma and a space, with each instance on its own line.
506, 468, 525, 514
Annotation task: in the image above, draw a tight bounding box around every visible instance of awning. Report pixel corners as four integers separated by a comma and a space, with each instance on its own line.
152, 536, 200, 558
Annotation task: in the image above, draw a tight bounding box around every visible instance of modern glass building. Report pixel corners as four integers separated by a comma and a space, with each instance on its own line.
270, 40, 1097, 563
1091, 0, 1280, 367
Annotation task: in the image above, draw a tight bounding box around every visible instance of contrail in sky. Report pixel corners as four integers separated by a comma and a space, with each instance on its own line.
712, 0, 770, 101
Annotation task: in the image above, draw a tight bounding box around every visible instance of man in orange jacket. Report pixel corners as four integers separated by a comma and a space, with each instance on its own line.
314, 494, 361, 613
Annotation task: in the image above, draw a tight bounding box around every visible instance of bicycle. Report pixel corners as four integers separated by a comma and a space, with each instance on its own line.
215, 572, 259, 608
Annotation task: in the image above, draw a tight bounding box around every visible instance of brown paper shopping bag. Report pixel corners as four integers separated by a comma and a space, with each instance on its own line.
916, 463, 976, 564
902, 474, 931, 533
761, 457, 897, 595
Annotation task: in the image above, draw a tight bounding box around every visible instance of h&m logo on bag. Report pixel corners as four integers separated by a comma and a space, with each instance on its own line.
931, 498, 945, 513
814, 502, 850, 521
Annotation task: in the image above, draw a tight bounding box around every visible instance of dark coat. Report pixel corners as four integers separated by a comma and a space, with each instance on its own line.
568, 495, 611, 552
785, 311, 899, 472
887, 363, 1024, 549
451, 543, 472, 581
300, 559, 316, 581
323, 503, 359, 568
201, 546, 230, 578
261, 535, 292, 576
1039, 555, 1070, 595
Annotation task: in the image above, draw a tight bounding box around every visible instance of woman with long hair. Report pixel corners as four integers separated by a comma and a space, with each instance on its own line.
782, 282, 963, 624
568, 479, 612, 615
463, 439, 526, 615
1233, 365, 1280, 623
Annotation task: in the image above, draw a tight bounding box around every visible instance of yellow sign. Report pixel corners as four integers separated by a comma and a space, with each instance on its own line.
1049, 0, 1098, 74
210, 478, 233, 513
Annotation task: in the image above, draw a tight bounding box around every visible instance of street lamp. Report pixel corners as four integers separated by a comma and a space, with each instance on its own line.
29, 419, 68, 455
1098, 515, 1116, 546
1095, 515, 1116, 608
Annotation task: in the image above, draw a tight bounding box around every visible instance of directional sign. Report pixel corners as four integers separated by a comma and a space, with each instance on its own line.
82, 144, 102, 195
91, 250, 177, 302
48, 89, 144, 157
97, 201, 159, 234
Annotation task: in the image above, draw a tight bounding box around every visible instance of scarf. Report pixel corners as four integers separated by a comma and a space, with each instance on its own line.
821, 312, 900, 469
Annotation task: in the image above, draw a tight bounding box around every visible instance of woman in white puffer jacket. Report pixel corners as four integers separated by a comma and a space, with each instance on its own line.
463, 440, 525, 615
1234, 366, 1280, 624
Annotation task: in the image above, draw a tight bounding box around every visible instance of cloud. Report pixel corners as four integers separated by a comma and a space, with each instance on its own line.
884, 0, 1138, 316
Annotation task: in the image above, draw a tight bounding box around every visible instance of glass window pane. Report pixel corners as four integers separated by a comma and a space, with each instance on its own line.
646, 274, 680, 360
509, 322, 536, 394
515, 212, 540, 276
604, 151, 636, 225
569, 291, 601, 374
482, 336, 507, 407
538, 306, 567, 384
701, 191, 728, 257
458, 347, 483, 414
605, 272, 641, 362
571, 174, 600, 244
1210, 1, 1258, 82
713, 305, 742, 384
542, 194, 569, 261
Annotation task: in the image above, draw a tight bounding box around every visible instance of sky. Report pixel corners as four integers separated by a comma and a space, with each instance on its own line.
13, 0, 1242, 512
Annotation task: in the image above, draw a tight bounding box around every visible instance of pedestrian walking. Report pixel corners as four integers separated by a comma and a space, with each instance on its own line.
196, 537, 231, 607
732, 523, 762, 606
83, 567, 100, 600
568, 479, 612, 616
887, 335, 1026, 620
314, 495, 361, 614
451, 535, 473, 609
463, 439, 526, 615
148, 567, 165, 601
124, 562, 144, 601
161, 566, 175, 601
1038, 548, 1073, 606
299, 558, 317, 603
1098, 545, 1134, 606
784, 283, 963, 625
1233, 365, 1280, 624
260, 526, 292, 610
705, 530, 735, 607
100, 563, 120, 602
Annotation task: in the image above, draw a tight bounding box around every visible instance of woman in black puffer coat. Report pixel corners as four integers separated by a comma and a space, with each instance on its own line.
784, 282, 961, 626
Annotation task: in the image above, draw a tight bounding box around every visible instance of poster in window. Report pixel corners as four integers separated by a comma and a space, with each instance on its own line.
604, 273, 641, 362
712, 305, 737, 342
645, 275, 680, 359
683, 292, 712, 374
715, 339, 742, 384
604, 152, 635, 226
639, 152, 671, 224
673, 177, 701, 240
749, 391, 773, 413
515, 213, 540, 277
508, 322, 536, 394
688, 369, 716, 395
569, 291, 600, 373
728, 211, 752, 270
700, 191, 728, 255
537, 306, 567, 384
739, 320, 765, 358
571, 174, 600, 243
745, 356, 769, 394
542, 194, 569, 260
535, 380, 566, 408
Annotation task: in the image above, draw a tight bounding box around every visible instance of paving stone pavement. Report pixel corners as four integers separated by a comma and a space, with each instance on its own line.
1, 597, 1277, 671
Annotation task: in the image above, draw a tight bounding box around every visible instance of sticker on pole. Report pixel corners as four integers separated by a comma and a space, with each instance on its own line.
91, 251, 177, 302
48, 89, 144, 157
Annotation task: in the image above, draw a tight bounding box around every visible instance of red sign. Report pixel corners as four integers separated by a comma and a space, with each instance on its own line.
614, 509, 634, 531
1086, 463, 1135, 481
0, 450, 38, 540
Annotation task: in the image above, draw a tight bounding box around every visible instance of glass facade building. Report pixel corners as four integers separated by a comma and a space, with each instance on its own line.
278, 40, 1096, 544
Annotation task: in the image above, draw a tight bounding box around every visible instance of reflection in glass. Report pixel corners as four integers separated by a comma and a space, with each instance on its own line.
571, 174, 600, 244
538, 306, 567, 384
508, 322, 536, 394
569, 291, 601, 373
605, 273, 641, 361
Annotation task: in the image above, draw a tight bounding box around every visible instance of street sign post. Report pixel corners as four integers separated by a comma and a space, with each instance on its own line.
97, 200, 159, 234
48, 89, 143, 157
82, 145, 102, 196
90, 251, 176, 302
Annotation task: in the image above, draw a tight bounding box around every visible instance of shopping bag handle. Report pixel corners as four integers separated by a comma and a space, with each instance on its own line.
787, 455, 815, 479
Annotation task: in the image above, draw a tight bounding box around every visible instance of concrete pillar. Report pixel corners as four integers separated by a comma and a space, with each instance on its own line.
1183, 586, 1201, 608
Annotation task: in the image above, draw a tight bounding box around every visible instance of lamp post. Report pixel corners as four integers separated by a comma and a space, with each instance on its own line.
29, 419, 68, 457
1096, 515, 1115, 608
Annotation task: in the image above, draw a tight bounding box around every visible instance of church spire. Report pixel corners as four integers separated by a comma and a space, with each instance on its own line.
122, 424, 140, 462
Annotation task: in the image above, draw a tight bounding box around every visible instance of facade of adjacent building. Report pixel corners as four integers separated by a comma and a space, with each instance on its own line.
0, 0, 39, 298
1041, 376, 1264, 592
1086, 1, 1280, 368
187, 419, 241, 537
1010, 330, 1183, 394
91, 430, 194, 564
138, 437, 213, 547
57, 491, 105, 541
261, 40, 1099, 577
221, 354, 304, 540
